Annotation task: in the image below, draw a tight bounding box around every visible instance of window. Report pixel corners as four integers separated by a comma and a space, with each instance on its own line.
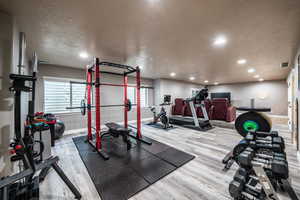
70, 82, 86, 108
44, 78, 150, 113
140, 88, 149, 107
127, 87, 149, 108
44, 79, 85, 113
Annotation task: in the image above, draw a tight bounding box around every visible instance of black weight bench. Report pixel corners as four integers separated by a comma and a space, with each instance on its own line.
104, 122, 132, 150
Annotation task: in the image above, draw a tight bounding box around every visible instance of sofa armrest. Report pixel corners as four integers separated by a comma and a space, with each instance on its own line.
181, 104, 187, 116
226, 106, 236, 122
171, 105, 175, 115
209, 105, 214, 120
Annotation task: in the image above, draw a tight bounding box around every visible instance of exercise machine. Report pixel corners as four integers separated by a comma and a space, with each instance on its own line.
66, 58, 152, 160
147, 95, 173, 130
169, 88, 212, 131
0, 51, 81, 200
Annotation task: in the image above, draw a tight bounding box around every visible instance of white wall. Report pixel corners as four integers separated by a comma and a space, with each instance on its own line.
208, 80, 288, 115
292, 44, 300, 152
0, 12, 30, 176
153, 78, 287, 116
36, 64, 154, 131
155, 79, 204, 104
153, 79, 204, 115
0, 11, 14, 177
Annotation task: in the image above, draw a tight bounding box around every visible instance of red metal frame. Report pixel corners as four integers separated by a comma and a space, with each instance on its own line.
84, 58, 151, 160
136, 68, 142, 138
95, 59, 101, 150
86, 66, 92, 141
123, 75, 128, 129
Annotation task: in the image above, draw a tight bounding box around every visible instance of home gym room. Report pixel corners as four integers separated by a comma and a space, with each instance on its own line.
0, 0, 300, 200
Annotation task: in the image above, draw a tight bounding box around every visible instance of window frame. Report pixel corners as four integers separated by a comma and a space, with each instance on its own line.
126, 87, 149, 108
43, 77, 86, 114
43, 77, 151, 114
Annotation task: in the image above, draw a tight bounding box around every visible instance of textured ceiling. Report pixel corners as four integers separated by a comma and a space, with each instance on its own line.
1, 0, 300, 84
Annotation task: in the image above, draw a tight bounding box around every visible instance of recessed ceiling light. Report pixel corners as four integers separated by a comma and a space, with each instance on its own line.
147, 0, 159, 3
259, 78, 264, 82
204, 80, 209, 83
247, 68, 255, 73
237, 59, 247, 65
254, 75, 260, 78
79, 52, 89, 58
214, 82, 219, 85
213, 35, 227, 47
190, 77, 195, 81
170, 72, 176, 77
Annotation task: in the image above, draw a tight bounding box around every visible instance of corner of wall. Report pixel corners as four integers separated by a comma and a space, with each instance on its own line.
0, 11, 14, 176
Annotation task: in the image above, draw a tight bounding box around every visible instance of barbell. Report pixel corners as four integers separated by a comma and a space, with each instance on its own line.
66, 99, 133, 116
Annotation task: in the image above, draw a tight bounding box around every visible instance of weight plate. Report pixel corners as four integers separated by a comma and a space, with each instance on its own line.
80, 99, 86, 116
243, 120, 259, 132
235, 111, 271, 137
125, 99, 132, 111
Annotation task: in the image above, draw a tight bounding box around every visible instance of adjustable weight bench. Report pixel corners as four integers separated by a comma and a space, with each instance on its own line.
104, 122, 132, 150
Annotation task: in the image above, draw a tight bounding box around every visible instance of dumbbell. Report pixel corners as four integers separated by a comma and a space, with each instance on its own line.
238, 151, 289, 179
251, 157, 289, 179
246, 131, 283, 144
229, 168, 248, 198
249, 141, 283, 153
237, 148, 255, 167
246, 132, 285, 151
256, 149, 286, 159
241, 191, 263, 200
249, 130, 279, 138
255, 152, 286, 162
255, 136, 285, 151
229, 171, 263, 199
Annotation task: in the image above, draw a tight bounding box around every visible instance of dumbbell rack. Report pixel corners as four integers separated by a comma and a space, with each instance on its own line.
252, 165, 279, 200
224, 131, 299, 200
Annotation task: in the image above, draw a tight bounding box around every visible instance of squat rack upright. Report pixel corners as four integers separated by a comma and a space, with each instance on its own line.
85, 58, 152, 160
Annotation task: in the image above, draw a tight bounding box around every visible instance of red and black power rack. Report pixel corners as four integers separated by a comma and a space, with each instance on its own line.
73, 58, 152, 160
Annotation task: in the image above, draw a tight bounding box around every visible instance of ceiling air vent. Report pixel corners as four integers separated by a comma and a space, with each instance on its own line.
280, 62, 289, 68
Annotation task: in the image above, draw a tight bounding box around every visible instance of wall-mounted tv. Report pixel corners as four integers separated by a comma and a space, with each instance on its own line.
211, 92, 231, 102
164, 95, 171, 103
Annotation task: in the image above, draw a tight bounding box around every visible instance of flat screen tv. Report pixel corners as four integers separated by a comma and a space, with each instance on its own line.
164, 95, 171, 103
211, 92, 231, 102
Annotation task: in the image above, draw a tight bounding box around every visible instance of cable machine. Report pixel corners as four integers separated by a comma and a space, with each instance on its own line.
0, 50, 81, 200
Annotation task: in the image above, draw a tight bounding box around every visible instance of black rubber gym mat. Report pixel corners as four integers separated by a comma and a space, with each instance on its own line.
156, 147, 195, 167
73, 135, 195, 200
